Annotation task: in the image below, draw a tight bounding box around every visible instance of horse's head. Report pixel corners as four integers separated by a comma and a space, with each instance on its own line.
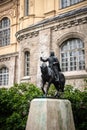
40, 63, 48, 74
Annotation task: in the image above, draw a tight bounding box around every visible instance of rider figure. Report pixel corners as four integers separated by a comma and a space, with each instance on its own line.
40, 51, 61, 82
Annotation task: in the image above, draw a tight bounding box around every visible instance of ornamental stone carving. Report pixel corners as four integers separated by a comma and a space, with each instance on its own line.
52, 17, 87, 31
0, 0, 18, 18
17, 31, 39, 42
0, 57, 10, 62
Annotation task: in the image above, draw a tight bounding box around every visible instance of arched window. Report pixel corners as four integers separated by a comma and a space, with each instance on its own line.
24, 0, 29, 16
24, 51, 30, 76
0, 17, 10, 46
60, 38, 85, 72
0, 67, 9, 85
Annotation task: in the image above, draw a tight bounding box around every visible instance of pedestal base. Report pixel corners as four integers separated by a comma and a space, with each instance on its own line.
26, 98, 75, 130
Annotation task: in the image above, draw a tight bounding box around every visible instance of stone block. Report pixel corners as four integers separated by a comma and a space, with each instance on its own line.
26, 98, 75, 130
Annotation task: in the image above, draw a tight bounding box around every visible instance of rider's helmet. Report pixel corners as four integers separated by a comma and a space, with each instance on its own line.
50, 51, 55, 56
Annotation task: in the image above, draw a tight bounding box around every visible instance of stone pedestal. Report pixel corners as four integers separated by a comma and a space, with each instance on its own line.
26, 98, 75, 130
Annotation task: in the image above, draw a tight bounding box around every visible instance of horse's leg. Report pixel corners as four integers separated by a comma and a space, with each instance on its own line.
54, 88, 60, 98
41, 86, 45, 94
60, 82, 64, 92
41, 87, 45, 94
41, 81, 46, 95
45, 83, 50, 96
57, 82, 64, 98
45, 78, 52, 96
53, 82, 60, 98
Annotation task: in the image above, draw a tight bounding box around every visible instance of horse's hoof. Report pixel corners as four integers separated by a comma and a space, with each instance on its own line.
54, 93, 60, 98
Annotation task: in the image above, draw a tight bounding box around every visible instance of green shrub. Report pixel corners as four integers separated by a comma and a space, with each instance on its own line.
0, 83, 42, 130
64, 85, 87, 130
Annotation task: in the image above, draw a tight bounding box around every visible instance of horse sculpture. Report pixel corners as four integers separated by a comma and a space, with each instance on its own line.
40, 62, 65, 97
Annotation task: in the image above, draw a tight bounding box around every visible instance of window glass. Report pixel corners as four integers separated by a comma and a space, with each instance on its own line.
24, 51, 30, 76
0, 67, 9, 86
61, 38, 85, 72
61, 0, 83, 8
24, 0, 29, 16
0, 17, 10, 46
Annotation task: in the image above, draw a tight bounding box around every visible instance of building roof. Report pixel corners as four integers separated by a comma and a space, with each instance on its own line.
16, 6, 87, 37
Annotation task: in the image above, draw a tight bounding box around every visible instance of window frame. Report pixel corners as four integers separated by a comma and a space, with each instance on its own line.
60, 38, 85, 72
0, 17, 10, 47
61, 0, 84, 8
0, 67, 9, 86
24, 51, 30, 76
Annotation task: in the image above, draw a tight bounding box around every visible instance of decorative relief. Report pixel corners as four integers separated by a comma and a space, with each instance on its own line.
17, 31, 39, 42
0, 57, 10, 62
51, 17, 87, 31
0, 1, 18, 18
16, 16, 87, 42
0, 8, 16, 19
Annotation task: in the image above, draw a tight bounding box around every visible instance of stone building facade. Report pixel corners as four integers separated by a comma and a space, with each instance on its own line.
0, 0, 87, 89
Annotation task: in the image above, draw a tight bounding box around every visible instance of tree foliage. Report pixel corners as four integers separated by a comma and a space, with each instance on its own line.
0, 83, 42, 130
63, 85, 87, 130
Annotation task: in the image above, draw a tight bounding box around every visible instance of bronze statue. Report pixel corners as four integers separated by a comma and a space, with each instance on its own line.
40, 51, 65, 97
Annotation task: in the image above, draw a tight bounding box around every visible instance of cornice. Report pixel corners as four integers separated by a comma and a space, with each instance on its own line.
16, 31, 39, 42
51, 16, 87, 31
0, 52, 18, 59
0, 52, 18, 62
16, 6, 87, 42
0, 57, 10, 62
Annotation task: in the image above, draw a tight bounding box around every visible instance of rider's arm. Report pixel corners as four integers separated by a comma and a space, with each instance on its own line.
40, 57, 48, 62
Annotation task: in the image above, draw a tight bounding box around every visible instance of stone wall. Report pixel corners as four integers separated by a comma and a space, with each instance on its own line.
0, 53, 18, 87
17, 8, 87, 89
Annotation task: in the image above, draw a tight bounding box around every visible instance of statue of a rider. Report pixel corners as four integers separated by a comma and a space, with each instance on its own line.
40, 51, 61, 82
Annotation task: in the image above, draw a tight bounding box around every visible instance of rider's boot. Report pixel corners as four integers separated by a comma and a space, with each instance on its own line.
55, 75, 59, 82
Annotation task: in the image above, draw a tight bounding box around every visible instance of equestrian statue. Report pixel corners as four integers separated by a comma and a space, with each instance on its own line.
40, 51, 65, 97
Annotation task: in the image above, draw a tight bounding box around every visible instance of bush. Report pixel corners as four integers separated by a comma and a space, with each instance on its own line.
0, 83, 42, 130
63, 85, 87, 130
